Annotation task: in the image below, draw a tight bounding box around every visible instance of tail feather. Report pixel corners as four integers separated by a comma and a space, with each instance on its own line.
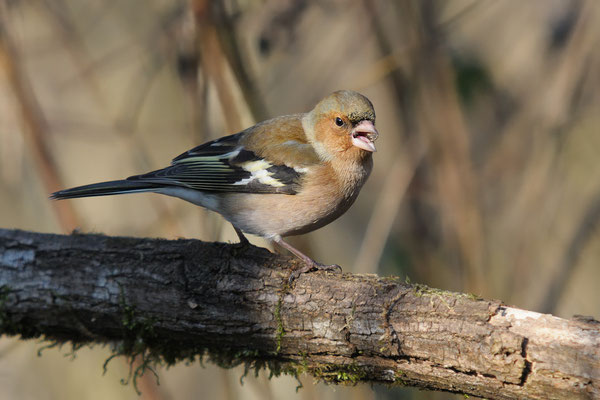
50, 180, 161, 200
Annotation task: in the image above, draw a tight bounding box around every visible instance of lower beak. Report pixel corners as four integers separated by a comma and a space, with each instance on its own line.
351, 120, 378, 152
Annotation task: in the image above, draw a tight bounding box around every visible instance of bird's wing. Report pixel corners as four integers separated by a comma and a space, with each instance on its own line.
127, 118, 319, 195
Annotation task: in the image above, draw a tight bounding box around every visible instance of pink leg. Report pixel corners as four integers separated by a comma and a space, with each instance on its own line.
273, 235, 342, 281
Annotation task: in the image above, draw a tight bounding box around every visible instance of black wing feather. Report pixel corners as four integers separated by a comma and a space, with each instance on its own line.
172, 133, 241, 161
127, 134, 304, 194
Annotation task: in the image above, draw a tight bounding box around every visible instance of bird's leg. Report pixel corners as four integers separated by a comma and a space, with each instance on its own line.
273, 236, 342, 281
233, 226, 250, 246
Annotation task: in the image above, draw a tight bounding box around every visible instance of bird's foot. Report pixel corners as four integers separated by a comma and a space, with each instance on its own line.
289, 261, 342, 284
232, 226, 252, 249
232, 237, 251, 249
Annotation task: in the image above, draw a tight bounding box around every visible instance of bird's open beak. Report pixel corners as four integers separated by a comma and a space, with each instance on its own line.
351, 120, 378, 152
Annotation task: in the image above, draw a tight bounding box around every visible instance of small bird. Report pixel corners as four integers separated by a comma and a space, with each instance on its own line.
52, 90, 378, 277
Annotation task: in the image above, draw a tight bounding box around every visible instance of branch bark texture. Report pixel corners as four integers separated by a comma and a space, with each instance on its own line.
0, 228, 598, 399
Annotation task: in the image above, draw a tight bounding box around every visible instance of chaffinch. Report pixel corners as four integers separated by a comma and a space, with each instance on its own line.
52, 90, 379, 276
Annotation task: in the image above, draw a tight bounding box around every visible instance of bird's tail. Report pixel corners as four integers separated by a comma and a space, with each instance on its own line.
50, 180, 161, 200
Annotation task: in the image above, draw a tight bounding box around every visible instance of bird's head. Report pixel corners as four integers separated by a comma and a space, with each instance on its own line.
304, 90, 378, 161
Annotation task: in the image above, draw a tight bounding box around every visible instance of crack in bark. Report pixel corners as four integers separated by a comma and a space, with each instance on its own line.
382, 286, 408, 357
519, 337, 532, 386
339, 301, 359, 356
490, 306, 533, 387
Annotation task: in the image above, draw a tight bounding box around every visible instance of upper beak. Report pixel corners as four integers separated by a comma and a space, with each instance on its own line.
351, 120, 379, 152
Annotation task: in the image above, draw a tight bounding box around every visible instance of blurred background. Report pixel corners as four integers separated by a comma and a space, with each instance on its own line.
0, 0, 599, 399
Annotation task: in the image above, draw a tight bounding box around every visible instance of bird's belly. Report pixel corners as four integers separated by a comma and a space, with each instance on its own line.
218, 190, 359, 239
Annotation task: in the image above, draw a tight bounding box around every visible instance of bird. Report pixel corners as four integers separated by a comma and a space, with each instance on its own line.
51, 90, 378, 278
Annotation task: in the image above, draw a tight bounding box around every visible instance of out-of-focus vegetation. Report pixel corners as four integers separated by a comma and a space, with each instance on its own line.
0, 1, 599, 399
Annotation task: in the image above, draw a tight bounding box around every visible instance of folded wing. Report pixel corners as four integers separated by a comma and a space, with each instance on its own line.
127, 133, 305, 195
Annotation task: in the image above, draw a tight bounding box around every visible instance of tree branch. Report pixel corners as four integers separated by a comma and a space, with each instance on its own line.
0, 228, 598, 399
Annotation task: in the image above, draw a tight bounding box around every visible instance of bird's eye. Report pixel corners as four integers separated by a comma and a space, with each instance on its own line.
335, 117, 344, 127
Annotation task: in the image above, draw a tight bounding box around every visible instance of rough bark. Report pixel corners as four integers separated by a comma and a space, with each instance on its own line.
0, 228, 598, 399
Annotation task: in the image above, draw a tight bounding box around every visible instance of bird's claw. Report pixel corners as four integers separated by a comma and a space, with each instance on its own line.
232, 239, 251, 249
288, 262, 342, 284
311, 263, 342, 274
